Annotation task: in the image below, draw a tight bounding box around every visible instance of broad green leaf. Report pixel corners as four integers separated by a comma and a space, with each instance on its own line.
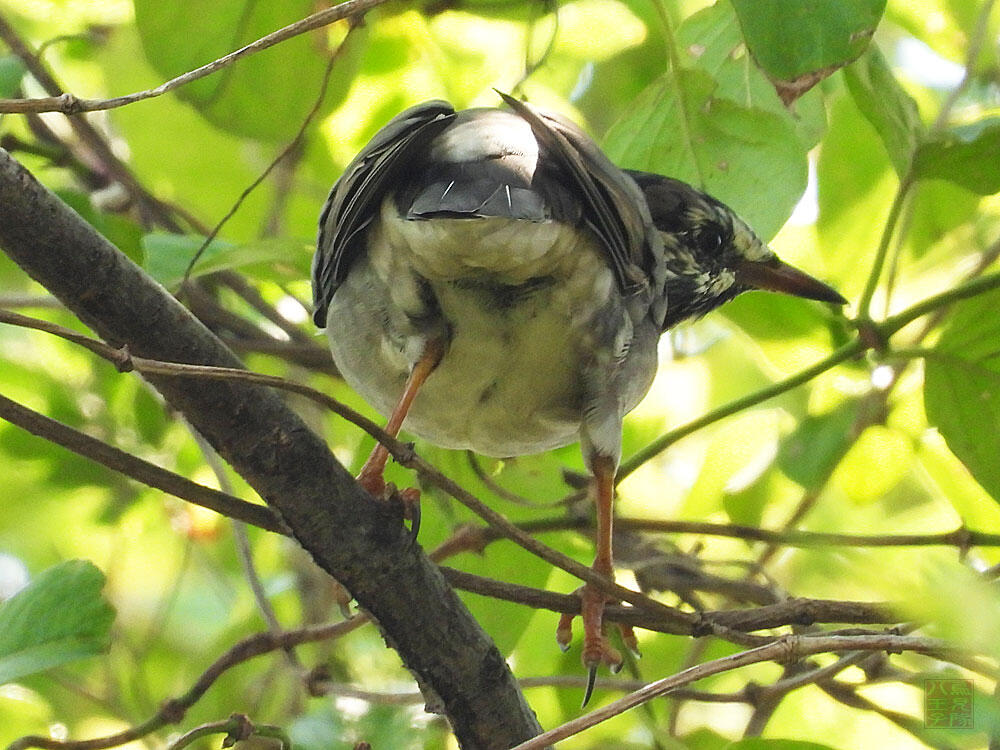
142, 233, 311, 288
98, 28, 310, 242
914, 117, 1000, 194
0, 55, 25, 97
676, 0, 827, 149
816, 91, 896, 293
723, 291, 835, 342
831, 425, 912, 502
133, 0, 364, 142
924, 288, 1000, 502
731, 0, 886, 81
906, 178, 982, 258
684, 410, 780, 519
0, 560, 114, 684
420, 449, 555, 655
843, 45, 923, 176
549, 0, 646, 62
778, 397, 867, 491
603, 67, 807, 241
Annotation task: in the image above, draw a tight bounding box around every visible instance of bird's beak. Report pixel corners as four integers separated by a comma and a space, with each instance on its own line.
734, 256, 847, 305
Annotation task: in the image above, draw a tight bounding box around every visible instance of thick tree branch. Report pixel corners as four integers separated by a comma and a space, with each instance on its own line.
0, 148, 543, 749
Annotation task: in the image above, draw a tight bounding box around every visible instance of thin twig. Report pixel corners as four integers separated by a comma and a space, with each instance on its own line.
6, 619, 365, 750
189, 426, 294, 661
181, 30, 354, 284
0, 309, 700, 632
519, 516, 1000, 549
0, 391, 285, 534
0, 13, 189, 231
0, 0, 390, 115
618, 339, 862, 478
930, 0, 999, 132
509, 633, 977, 750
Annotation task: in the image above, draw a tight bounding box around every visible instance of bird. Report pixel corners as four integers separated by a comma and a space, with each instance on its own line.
312, 94, 846, 701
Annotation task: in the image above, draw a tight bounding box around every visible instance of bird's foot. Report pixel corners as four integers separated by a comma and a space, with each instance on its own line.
356, 461, 389, 498
556, 582, 640, 706
356, 466, 422, 542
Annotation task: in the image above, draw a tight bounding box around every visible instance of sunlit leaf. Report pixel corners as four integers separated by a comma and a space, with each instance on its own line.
816, 91, 896, 292
906, 178, 982, 258
676, 0, 827, 148
914, 116, 1000, 194
603, 67, 807, 240
924, 287, 1000, 502
831, 425, 912, 502
0, 55, 25, 98
731, 0, 886, 81
778, 397, 868, 491
133, 0, 363, 142
0, 560, 114, 684
142, 233, 311, 288
843, 44, 923, 176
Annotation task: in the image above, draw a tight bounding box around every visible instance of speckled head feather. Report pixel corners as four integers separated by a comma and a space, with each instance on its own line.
626, 170, 843, 329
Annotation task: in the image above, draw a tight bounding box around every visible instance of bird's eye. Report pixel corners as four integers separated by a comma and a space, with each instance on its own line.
696, 225, 725, 254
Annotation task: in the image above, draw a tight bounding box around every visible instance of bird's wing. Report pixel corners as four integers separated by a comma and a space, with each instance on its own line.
497, 92, 663, 309
312, 100, 457, 326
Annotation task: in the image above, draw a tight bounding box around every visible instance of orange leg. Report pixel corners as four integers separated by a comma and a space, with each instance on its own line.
356, 339, 444, 498
556, 454, 639, 705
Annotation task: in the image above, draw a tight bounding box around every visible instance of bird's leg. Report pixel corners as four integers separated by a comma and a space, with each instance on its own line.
356, 339, 444, 510
556, 454, 639, 704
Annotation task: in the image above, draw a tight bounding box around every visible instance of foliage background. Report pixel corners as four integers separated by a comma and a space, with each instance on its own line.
1, 0, 1000, 748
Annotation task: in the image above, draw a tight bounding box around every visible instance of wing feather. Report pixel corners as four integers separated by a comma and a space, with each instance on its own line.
312, 100, 457, 326
496, 92, 665, 324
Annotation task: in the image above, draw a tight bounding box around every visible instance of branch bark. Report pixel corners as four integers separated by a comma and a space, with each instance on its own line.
0, 147, 543, 749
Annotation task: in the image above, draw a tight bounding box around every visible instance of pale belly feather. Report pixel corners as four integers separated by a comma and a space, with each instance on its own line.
326, 207, 621, 456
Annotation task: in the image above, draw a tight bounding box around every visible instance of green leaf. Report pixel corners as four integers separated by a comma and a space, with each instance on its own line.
731, 0, 886, 81
816, 90, 896, 293
133, 0, 363, 142
603, 67, 807, 240
676, 0, 827, 149
142, 233, 311, 288
0, 560, 114, 684
924, 288, 1000, 502
0, 55, 26, 98
914, 117, 1000, 194
906, 178, 982, 258
778, 397, 866, 491
843, 45, 923, 176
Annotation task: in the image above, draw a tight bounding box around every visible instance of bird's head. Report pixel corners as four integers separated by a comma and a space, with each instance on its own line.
628, 171, 846, 329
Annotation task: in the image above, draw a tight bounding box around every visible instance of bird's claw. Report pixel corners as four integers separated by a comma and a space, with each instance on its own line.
399, 486, 421, 545
559, 583, 637, 706
356, 469, 422, 546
